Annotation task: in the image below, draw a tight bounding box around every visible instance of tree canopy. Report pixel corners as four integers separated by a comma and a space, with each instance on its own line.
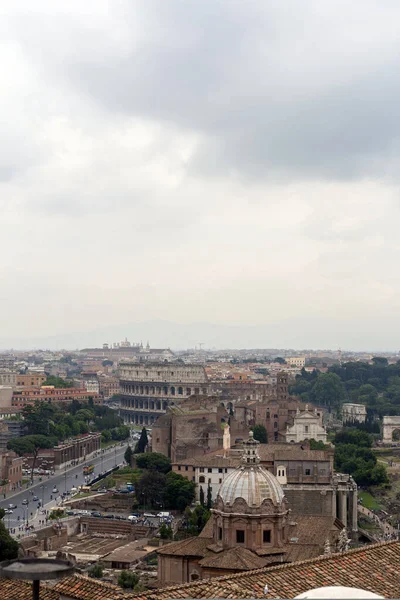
251, 424, 268, 443
333, 428, 388, 487
135, 452, 171, 473
291, 359, 400, 417
135, 427, 148, 454
43, 375, 73, 388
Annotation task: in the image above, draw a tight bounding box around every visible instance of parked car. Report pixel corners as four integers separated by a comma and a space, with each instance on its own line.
32, 495, 39, 501
91, 511, 102, 517
4, 509, 13, 514
22, 499, 28, 505
8, 504, 16, 510
66, 511, 75, 516
104, 514, 114, 519
52, 487, 58, 493
128, 515, 138, 522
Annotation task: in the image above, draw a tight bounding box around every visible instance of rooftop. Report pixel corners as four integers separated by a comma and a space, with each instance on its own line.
133, 540, 400, 599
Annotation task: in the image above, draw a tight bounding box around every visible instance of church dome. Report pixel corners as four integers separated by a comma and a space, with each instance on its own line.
217, 432, 285, 508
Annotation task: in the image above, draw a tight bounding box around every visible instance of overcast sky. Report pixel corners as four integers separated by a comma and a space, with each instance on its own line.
1, 1, 400, 351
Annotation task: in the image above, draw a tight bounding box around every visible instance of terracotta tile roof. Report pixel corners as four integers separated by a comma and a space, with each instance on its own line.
198, 517, 213, 538
0, 579, 58, 600
52, 574, 129, 600
198, 546, 271, 571
157, 536, 211, 557
132, 540, 400, 599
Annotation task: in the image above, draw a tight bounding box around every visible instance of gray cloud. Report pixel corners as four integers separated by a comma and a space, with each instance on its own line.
6, 0, 400, 181
1, 1, 400, 348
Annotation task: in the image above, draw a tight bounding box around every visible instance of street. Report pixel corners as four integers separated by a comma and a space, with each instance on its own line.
0, 442, 129, 529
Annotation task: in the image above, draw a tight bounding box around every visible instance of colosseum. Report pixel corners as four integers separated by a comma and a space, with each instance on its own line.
118, 361, 209, 425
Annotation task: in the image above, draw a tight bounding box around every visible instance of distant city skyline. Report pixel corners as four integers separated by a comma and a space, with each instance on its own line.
0, 319, 399, 353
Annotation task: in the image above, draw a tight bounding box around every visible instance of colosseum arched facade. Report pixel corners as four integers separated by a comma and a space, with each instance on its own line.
118, 361, 209, 425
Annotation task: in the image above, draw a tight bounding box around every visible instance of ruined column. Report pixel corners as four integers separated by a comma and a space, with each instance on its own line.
332, 489, 337, 517
340, 490, 347, 527
352, 486, 358, 532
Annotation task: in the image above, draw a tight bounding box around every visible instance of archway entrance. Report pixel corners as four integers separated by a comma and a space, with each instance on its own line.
393, 429, 400, 441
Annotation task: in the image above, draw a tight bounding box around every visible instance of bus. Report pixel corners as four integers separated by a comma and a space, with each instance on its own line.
83, 464, 95, 475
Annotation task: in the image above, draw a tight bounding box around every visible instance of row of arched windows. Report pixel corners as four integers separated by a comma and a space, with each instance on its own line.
122, 384, 207, 396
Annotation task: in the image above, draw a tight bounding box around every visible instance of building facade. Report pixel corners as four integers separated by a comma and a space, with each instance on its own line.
172, 440, 358, 534
11, 386, 103, 408
0, 371, 17, 386
285, 406, 327, 444
16, 373, 47, 386
119, 362, 208, 426
342, 403, 367, 424
159, 433, 342, 585
286, 356, 306, 368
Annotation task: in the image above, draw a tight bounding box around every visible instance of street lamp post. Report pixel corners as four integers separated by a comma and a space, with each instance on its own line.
114, 446, 117, 467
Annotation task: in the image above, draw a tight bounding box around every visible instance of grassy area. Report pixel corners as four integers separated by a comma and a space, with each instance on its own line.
359, 491, 381, 511
100, 440, 119, 449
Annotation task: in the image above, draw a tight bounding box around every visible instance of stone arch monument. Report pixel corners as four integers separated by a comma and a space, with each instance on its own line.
382, 416, 400, 443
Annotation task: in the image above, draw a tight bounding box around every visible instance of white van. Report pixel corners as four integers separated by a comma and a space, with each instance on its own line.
157, 511, 171, 518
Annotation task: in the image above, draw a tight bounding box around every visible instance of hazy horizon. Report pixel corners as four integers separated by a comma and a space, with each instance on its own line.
0, 318, 399, 353
2, 2, 400, 348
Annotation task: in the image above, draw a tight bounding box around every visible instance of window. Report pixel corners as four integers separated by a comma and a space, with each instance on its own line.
218, 527, 222, 540
178, 466, 181, 471
218, 468, 223, 473
200, 467, 204, 473
208, 468, 212, 473
305, 469, 311, 476
274, 414, 278, 419
274, 422, 278, 429
263, 530, 271, 543
185, 466, 188, 471
225, 468, 228, 473
199, 476, 205, 483
236, 530, 245, 543
304, 425, 309, 434
192, 476, 195, 481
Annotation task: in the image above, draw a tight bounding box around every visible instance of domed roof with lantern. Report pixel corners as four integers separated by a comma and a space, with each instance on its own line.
217, 431, 285, 509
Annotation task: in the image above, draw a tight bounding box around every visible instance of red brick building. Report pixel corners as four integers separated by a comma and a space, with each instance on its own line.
11, 386, 103, 408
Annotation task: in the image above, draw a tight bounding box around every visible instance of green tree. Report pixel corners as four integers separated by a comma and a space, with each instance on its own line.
135, 452, 171, 473
334, 429, 373, 448
118, 570, 139, 590
251, 424, 268, 443
102, 360, 113, 367
186, 505, 210, 536
274, 357, 286, 364
135, 427, 148, 453
43, 375, 73, 388
206, 483, 212, 509
88, 563, 103, 578
8, 434, 57, 481
312, 372, 345, 412
135, 470, 166, 507
163, 471, 196, 511
124, 445, 133, 466
199, 486, 205, 506
159, 522, 173, 539
0, 519, 18, 560
309, 439, 329, 450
